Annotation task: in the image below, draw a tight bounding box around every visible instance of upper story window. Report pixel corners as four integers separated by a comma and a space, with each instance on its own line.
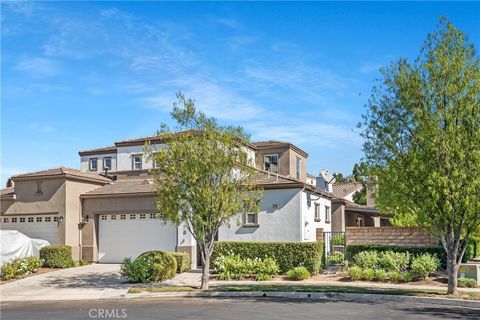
36, 181, 43, 195
325, 206, 331, 223
314, 203, 321, 222
296, 157, 301, 179
132, 154, 142, 170
89, 158, 98, 171
264, 154, 279, 173
103, 157, 112, 171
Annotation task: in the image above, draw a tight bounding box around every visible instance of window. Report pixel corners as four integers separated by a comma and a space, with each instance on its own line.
89, 158, 98, 171
28, 217, 34, 222
103, 157, 112, 170
101, 215, 107, 221
152, 153, 159, 169
139, 214, 146, 219
111, 215, 116, 220
150, 213, 157, 219
20, 217, 26, 223
132, 155, 142, 170
3, 218, 9, 223
264, 154, 279, 173
130, 214, 136, 220
120, 214, 126, 220
36, 217, 42, 222
314, 203, 321, 222
296, 157, 301, 179
36, 181, 43, 194
12, 218, 17, 223
53, 216, 59, 222
243, 212, 258, 226
45, 217, 51, 222
325, 206, 331, 223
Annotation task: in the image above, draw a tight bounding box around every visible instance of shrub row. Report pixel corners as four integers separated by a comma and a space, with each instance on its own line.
40, 245, 75, 268
213, 255, 279, 281
348, 266, 414, 283
345, 245, 446, 267
1, 257, 43, 280
458, 278, 478, 288
212, 241, 323, 274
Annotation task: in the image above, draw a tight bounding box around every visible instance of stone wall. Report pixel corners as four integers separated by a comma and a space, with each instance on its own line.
346, 227, 438, 247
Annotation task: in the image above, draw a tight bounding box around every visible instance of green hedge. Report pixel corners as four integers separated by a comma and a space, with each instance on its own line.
40, 245, 75, 268
212, 241, 323, 274
463, 239, 480, 263
169, 252, 191, 273
345, 245, 446, 268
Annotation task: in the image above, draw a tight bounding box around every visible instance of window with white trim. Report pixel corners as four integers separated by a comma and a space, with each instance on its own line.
45, 217, 51, 222
120, 214, 126, 220
325, 206, 331, 223
264, 154, 279, 173
3, 218, 9, 223
103, 157, 112, 170
130, 214, 136, 220
314, 203, 321, 222
12, 218, 17, 223
101, 215, 107, 220
132, 155, 142, 170
139, 214, 146, 219
53, 216, 59, 222
111, 215, 116, 220
89, 158, 98, 171
20, 217, 26, 223
36, 217, 42, 222
150, 213, 156, 219
244, 212, 258, 225
28, 217, 34, 222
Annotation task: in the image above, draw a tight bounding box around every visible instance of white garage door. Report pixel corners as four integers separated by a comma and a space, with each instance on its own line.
98, 213, 177, 263
0, 215, 61, 244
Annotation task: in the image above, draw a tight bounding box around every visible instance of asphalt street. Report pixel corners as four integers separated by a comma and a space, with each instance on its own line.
1, 297, 479, 320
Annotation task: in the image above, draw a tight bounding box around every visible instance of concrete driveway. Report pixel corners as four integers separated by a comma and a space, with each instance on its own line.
0, 264, 128, 302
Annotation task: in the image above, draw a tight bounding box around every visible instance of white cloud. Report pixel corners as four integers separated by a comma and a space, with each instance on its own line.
141, 78, 265, 121
15, 57, 58, 77
27, 123, 56, 133
360, 62, 382, 75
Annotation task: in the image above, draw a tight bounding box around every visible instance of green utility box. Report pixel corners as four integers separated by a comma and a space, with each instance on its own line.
458, 263, 480, 285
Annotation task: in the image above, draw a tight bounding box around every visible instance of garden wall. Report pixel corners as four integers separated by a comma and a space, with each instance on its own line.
346, 227, 438, 247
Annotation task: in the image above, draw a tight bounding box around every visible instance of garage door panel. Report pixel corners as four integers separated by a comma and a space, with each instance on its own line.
98, 215, 177, 263
0, 223, 60, 244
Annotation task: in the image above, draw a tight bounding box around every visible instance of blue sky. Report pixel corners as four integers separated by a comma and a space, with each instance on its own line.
1, 2, 479, 185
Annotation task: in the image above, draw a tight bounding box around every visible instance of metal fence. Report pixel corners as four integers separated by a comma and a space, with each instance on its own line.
323, 231, 346, 266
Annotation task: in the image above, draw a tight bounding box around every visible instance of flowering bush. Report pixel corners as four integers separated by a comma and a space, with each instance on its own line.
1, 257, 43, 280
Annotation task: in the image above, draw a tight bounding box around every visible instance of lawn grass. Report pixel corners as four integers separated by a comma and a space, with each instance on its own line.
128, 284, 480, 300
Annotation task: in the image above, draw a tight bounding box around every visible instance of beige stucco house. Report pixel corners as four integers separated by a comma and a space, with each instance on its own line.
0, 168, 110, 260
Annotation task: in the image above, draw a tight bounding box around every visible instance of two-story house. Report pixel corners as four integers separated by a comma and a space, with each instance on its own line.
1, 134, 333, 266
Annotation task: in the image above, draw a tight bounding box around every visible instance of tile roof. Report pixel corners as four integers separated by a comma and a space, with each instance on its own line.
332, 182, 363, 199
82, 178, 156, 196
12, 167, 111, 183
0, 187, 14, 197
82, 169, 333, 198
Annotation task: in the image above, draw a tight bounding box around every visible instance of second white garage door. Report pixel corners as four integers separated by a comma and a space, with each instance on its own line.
98, 213, 177, 263
0, 215, 61, 245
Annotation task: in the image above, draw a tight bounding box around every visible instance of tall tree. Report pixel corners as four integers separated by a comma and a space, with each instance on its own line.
360, 19, 480, 295
147, 93, 262, 290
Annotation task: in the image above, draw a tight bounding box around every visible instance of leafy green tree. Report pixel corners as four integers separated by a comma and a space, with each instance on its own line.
360, 19, 480, 295
147, 93, 262, 289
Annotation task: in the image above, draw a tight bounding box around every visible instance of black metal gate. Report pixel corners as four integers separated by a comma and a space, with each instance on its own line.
323, 232, 346, 266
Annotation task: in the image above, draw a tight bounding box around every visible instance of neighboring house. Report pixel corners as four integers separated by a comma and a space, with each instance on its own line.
330, 182, 392, 232
0, 168, 110, 260
332, 182, 362, 203
1, 135, 333, 266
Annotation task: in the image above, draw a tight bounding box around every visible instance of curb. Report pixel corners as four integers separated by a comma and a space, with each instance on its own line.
126, 291, 480, 308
